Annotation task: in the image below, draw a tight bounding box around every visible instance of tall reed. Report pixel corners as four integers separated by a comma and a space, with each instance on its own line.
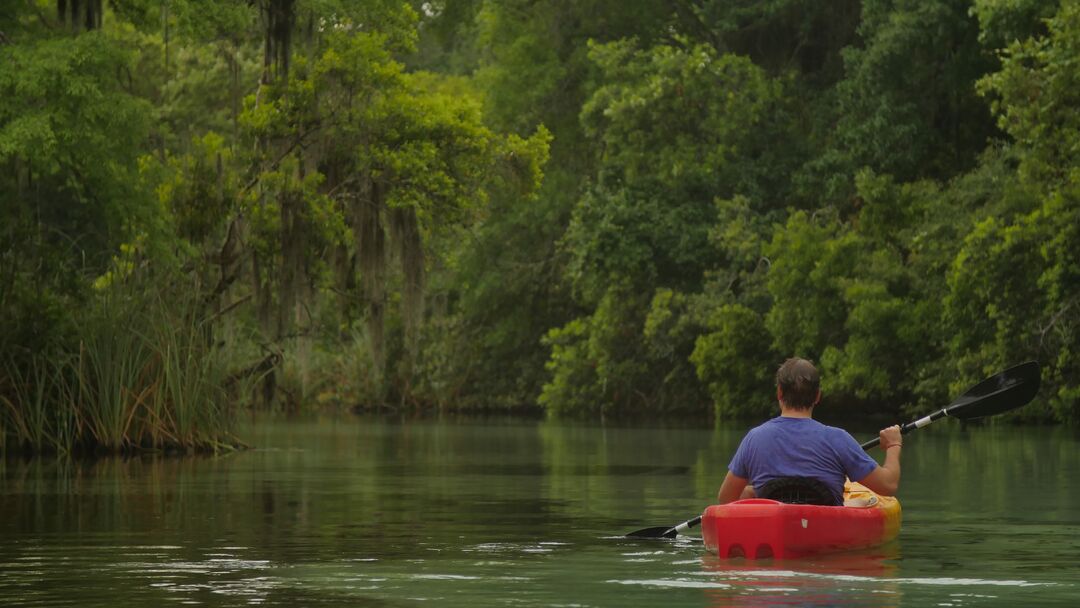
1, 280, 243, 454
1, 358, 61, 452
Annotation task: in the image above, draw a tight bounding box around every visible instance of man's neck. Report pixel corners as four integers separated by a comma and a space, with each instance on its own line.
779, 405, 813, 418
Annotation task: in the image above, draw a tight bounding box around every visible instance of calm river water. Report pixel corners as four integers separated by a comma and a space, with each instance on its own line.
2, 414, 1080, 606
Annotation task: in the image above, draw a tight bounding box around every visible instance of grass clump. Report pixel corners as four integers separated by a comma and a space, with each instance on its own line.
1, 281, 246, 455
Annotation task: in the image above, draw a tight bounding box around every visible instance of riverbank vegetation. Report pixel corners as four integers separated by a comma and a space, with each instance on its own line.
2, 0, 1079, 453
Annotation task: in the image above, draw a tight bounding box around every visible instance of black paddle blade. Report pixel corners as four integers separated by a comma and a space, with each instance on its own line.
945, 361, 1041, 420
625, 526, 677, 539
625, 515, 701, 538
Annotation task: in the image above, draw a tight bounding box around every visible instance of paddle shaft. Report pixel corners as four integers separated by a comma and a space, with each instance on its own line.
859, 410, 943, 450
671, 516, 701, 535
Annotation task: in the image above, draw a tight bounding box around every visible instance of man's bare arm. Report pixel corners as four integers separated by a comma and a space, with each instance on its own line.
717, 471, 749, 504
858, 425, 902, 495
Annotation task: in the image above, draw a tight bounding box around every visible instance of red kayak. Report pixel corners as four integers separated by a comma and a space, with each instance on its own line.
702, 483, 902, 559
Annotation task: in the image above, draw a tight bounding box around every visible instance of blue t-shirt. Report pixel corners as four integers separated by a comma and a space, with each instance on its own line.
728, 416, 878, 505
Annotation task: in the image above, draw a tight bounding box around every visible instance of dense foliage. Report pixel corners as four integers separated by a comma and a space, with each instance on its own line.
3, 0, 1079, 451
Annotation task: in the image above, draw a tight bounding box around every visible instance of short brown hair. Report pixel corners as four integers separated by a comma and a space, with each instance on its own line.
776, 358, 820, 409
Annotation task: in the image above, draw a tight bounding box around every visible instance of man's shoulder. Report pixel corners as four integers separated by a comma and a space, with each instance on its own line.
817, 423, 867, 451
739, 419, 774, 444
813, 422, 851, 439
747, 417, 785, 433
817, 421, 849, 434
777, 419, 858, 447
746, 416, 822, 438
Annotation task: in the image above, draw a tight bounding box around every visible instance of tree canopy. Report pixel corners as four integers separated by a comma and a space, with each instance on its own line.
3, 0, 1079, 449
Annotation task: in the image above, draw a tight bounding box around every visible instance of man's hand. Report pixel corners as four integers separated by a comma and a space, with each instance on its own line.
879, 425, 902, 450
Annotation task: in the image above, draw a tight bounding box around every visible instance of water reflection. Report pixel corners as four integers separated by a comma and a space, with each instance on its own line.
1, 416, 1078, 606
699, 547, 901, 606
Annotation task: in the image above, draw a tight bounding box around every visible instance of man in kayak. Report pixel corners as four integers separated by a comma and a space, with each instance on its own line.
716, 357, 903, 506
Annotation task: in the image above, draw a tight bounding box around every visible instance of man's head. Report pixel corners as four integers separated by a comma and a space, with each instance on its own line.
775, 358, 820, 410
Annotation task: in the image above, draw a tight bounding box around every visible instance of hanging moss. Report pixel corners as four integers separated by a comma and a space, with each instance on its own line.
57, 0, 103, 31
356, 180, 387, 391
261, 0, 295, 81
390, 205, 425, 357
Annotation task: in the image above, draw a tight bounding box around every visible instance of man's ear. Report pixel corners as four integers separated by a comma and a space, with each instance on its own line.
776, 387, 784, 403
814, 389, 822, 406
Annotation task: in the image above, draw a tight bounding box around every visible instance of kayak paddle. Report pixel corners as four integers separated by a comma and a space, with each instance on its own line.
625, 361, 1041, 539
624, 517, 701, 539
859, 360, 1041, 450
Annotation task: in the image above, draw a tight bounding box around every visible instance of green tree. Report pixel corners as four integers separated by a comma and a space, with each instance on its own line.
946, 2, 1080, 423
238, 23, 549, 402
0, 27, 154, 356
420, 0, 677, 408
540, 40, 788, 416
760, 169, 952, 416
809, 0, 998, 201
691, 303, 776, 418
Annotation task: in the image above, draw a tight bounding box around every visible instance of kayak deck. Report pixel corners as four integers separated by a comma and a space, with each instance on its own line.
702, 482, 901, 559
